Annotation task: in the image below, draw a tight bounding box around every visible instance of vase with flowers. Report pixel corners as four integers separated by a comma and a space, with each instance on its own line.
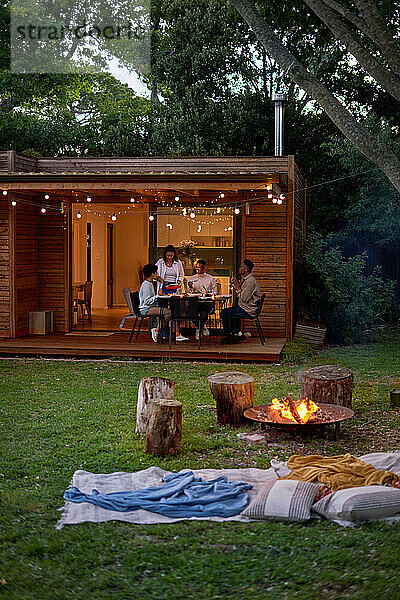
178, 239, 197, 268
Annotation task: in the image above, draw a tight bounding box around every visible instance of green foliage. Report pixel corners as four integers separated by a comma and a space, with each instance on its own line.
304, 235, 396, 344
281, 337, 318, 364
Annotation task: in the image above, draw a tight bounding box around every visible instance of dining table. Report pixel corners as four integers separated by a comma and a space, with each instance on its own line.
156, 294, 232, 342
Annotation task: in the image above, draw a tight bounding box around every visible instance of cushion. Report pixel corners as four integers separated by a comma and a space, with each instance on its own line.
358, 452, 400, 475
242, 479, 321, 522
312, 485, 400, 524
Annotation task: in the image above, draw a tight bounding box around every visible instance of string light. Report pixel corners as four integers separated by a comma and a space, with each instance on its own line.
234, 207, 240, 214
149, 215, 154, 221
277, 198, 283, 205
41, 207, 46, 214
44, 194, 50, 200
174, 195, 180, 201
76, 211, 82, 219
130, 197, 135, 203
266, 184, 272, 191
190, 211, 195, 219
280, 194, 285, 200
267, 192, 273, 199
197, 225, 202, 232
2, 190, 7, 196
87, 196, 92, 203
112, 213, 117, 221
272, 198, 277, 204
216, 207, 221, 214
219, 192, 225, 198
11, 200, 17, 207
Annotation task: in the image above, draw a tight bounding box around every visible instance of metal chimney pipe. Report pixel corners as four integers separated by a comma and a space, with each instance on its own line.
272, 93, 287, 156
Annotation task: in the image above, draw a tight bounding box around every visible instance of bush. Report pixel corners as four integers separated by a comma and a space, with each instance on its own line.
304, 235, 396, 344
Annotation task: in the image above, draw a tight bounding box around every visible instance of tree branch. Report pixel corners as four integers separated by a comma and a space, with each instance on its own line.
229, 0, 400, 192
352, 0, 400, 76
303, 0, 400, 103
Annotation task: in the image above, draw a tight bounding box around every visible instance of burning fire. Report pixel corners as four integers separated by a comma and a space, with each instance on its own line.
270, 396, 319, 424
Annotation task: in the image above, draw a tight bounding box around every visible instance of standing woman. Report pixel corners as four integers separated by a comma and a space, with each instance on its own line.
156, 245, 185, 295
156, 245, 187, 341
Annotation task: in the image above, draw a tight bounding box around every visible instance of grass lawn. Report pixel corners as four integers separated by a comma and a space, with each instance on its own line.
1, 336, 400, 600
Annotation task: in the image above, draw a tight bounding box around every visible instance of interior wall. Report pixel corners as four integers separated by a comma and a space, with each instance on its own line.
72, 204, 148, 309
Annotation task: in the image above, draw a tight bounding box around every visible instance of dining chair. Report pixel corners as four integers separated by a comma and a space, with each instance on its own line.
233, 293, 266, 346
169, 296, 202, 349
76, 281, 93, 323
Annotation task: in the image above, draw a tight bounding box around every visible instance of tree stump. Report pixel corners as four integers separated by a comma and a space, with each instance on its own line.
208, 371, 254, 427
301, 365, 353, 408
136, 377, 175, 434
145, 399, 182, 457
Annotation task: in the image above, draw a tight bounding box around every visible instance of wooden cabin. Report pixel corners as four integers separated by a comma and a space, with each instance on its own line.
0, 151, 305, 358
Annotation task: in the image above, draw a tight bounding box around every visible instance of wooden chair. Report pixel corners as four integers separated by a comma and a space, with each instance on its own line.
169, 296, 202, 349
76, 281, 92, 323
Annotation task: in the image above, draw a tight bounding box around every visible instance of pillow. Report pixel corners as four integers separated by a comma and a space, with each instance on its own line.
358, 452, 400, 475
312, 486, 400, 524
242, 479, 321, 522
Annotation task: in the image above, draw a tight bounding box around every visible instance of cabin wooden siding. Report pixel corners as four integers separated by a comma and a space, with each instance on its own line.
13, 193, 38, 336
243, 193, 287, 338
36, 196, 69, 332
0, 197, 10, 336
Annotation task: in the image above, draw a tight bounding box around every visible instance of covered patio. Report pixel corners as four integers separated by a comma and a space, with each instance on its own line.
0, 152, 306, 361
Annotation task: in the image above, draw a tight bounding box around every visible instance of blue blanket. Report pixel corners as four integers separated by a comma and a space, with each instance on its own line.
63, 471, 252, 518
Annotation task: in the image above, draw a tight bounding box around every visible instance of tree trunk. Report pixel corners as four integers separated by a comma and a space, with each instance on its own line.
208, 371, 254, 426
145, 399, 182, 457
136, 377, 175, 434
229, 0, 400, 193
301, 365, 353, 408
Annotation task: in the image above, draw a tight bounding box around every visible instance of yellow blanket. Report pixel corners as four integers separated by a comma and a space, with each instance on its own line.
280, 454, 400, 491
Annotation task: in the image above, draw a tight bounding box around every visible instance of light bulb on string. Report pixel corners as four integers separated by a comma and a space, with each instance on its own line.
149, 215, 154, 221
76, 211, 82, 219
87, 196, 92, 203
277, 198, 283, 205
41, 207, 46, 214
2, 190, 7, 196
130, 197, 135, 203
44, 194, 50, 200
112, 213, 117, 221
174, 195, 180, 201
272, 198, 277, 204
190, 211, 195, 219
267, 192, 273, 199
279, 194, 285, 200
234, 207, 240, 214
11, 200, 17, 207
219, 192, 225, 199
266, 184, 272, 191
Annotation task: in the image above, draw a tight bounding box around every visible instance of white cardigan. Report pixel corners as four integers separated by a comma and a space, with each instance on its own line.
155, 258, 185, 292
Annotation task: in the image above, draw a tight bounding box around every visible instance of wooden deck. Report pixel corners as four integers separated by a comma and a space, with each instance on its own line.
0, 332, 285, 362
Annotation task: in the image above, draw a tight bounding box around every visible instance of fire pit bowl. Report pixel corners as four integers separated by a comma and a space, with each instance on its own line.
244, 402, 355, 441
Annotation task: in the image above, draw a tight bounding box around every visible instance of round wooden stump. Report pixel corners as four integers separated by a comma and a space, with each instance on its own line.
136, 377, 175, 434
301, 365, 353, 408
208, 371, 254, 427
145, 399, 182, 457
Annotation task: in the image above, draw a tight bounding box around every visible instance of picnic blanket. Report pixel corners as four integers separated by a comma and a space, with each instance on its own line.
280, 454, 400, 491
63, 471, 253, 518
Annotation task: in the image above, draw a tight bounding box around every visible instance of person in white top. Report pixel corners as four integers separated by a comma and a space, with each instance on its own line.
187, 260, 218, 295
155, 244, 187, 342
187, 260, 217, 339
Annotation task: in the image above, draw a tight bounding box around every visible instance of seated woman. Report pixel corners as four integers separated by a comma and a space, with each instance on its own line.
187, 260, 217, 339
156, 245, 187, 341
139, 264, 171, 343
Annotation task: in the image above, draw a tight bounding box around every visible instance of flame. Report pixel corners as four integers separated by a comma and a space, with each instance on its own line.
270, 396, 319, 424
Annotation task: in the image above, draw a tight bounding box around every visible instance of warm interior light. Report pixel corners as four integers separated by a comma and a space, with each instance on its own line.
76, 211, 82, 219
190, 211, 195, 219
266, 184, 272, 191
112, 213, 117, 221
216, 207, 221, 214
